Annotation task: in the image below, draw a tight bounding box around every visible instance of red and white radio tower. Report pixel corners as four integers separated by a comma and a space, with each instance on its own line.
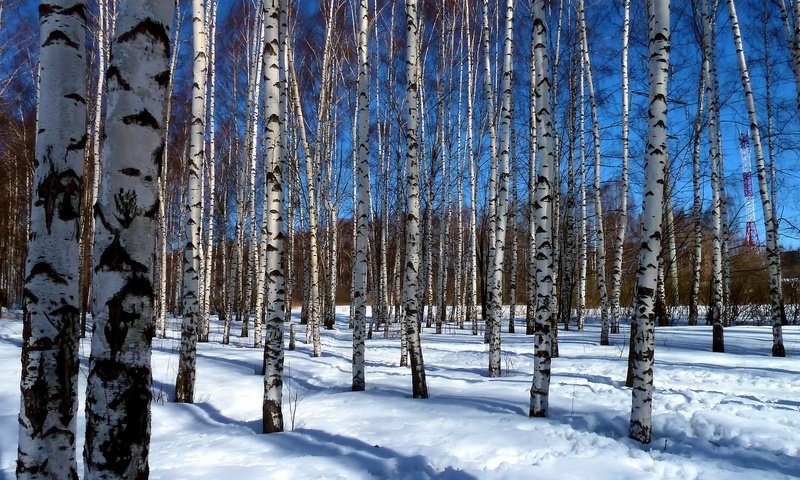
739, 132, 758, 247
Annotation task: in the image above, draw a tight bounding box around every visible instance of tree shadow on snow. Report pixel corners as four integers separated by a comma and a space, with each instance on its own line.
283, 428, 480, 480
549, 405, 799, 478
158, 395, 478, 479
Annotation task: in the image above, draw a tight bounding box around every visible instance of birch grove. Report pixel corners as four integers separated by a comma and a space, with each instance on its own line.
8, 0, 800, 468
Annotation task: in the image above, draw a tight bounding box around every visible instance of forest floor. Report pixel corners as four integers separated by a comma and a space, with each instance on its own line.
1, 307, 799, 479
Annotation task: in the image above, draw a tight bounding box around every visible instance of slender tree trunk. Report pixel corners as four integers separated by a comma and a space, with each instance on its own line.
200, 0, 218, 342
702, 0, 724, 351
175, 0, 208, 404
80, 0, 109, 337
560, 52, 577, 333
17, 2, 86, 477
403, 0, 428, 398
663, 158, 679, 309
529, 0, 555, 417
726, 0, 785, 357
629, 0, 669, 445
262, 0, 286, 432
689, 68, 705, 327
526, 23, 537, 337
508, 178, 518, 334
453, 18, 465, 330
578, 0, 610, 346
157, 4, 182, 338
289, 51, 322, 356
610, 0, 630, 335
576, 57, 588, 332
84, 0, 173, 475
352, 0, 370, 392
487, 0, 513, 376
464, 0, 479, 336
250, 6, 270, 338
778, 0, 800, 114
481, 0, 499, 338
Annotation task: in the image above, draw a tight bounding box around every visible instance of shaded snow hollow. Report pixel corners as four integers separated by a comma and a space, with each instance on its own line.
1, 307, 799, 479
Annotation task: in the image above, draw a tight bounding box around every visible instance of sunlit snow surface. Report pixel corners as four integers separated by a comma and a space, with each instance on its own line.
1, 308, 799, 479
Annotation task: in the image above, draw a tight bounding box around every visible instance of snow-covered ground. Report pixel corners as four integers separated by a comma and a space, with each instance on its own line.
1, 307, 799, 479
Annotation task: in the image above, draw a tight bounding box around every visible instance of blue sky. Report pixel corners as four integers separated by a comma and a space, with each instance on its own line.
1, 0, 798, 250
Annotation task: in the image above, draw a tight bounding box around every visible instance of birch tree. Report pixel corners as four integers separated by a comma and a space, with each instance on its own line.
352, 0, 370, 392
488, 0, 514, 377
80, 0, 111, 335
530, 0, 555, 418
175, 0, 208, 403
726, 0, 786, 357
689, 66, 705, 327
262, 0, 285, 433
577, 0, 609, 346
17, 1, 86, 477
576, 56, 588, 332
464, 0, 478, 336
403, 0, 428, 399
289, 56, 322, 356
481, 0, 499, 338
629, 0, 669, 445
83, 0, 174, 475
526, 19, 537, 337
702, 0, 724, 351
610, 0, 630, 334
200, 0, 219, 342
778, 0, 800, 113
156, 4, 182, 338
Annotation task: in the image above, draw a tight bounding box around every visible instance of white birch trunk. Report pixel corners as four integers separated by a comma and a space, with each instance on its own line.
779, 0, 800, 114
529, 0, 555, 417
629, 0, 669, 445
79, 0, 110, 335
404, 0, 428, 398
663, 161, 679, 308
262, 0, 285, 432
175, 0, 208, 403
84, 0, 173, 475
577, 0, 609, 346
245, 8, 267, 338
200, 0, 218, 342
288, 53, 322, 356
508, 178, 518, 334
157, 4, 182, 338
488, 0, 514, 376
727, 0, 786, 357
576, 57, 588, 332
352, 0, 370, 392
18, 2, 86, 477
702, 0, 724, 351
610, 0, 630, 334
435, 33, 448, 335
464, 0, 478, 335
481, 0, 499, 334
690, 68, 705, 327
526, 24, 537, 337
